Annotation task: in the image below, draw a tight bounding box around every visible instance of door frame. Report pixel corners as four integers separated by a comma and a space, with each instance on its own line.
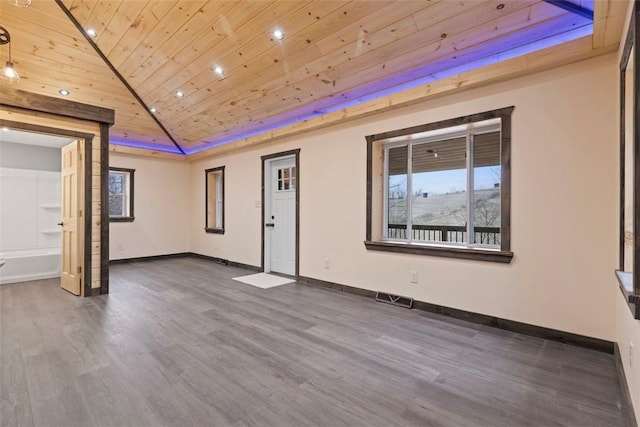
0, 120, 94, 296
1, 89, 114, 296
261, 149, 300, 278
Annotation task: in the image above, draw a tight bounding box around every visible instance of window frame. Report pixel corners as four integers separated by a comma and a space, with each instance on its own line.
365, 107, 514, 263
205, 166, 225, 234
108, 167, 135, 222
616, 3, 640, 318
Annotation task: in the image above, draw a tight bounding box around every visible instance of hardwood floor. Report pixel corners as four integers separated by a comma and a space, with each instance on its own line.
0, 257, 632, 426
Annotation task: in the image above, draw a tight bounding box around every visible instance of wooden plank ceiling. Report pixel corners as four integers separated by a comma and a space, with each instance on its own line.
0, 0, 626, 158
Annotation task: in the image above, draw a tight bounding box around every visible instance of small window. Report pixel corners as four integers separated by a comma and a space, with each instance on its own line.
108, 167, 134, 222
277, 166, 296, 191
365, 107, 513, 263
205, 166, 225, 233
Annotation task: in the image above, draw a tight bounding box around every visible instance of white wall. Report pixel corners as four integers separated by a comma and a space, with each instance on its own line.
191, 53, 619, 341
0, 142, 62, 255
190, 154, 263, 266
0, 167, 61, 253
0, 141, 61, 172
617, 295, 640, 422
109, 153, 190, 260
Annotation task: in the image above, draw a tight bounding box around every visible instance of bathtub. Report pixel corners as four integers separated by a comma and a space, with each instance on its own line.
0, 248, 61, 285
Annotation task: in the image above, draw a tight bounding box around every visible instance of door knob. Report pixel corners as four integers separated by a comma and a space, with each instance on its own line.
265, 223, 275, 227
57, 222, 64, 226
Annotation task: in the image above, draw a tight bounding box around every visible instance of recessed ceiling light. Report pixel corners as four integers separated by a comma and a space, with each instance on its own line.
175, 90, 184, 98
2, 127, 9, 132
86, 27, 97, 37
214, 65, 224, 76
150, 107, 157, 113
273, 29, 284, 40
58, 89, 70, 96
5, 0, 31, 7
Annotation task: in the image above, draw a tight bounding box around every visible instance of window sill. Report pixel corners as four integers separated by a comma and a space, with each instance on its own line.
364, 240, 513, 263
205, 227, 225, 234
615, 270, 640, 319
110, 217, 135, 223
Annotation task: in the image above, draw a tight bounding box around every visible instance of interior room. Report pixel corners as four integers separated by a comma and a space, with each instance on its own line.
1, 1, 639, 426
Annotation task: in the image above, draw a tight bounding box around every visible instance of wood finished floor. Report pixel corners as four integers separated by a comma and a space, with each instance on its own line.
0, 257, 632, 427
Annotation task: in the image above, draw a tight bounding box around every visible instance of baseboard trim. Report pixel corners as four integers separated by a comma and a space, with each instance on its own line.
414, 300, 613, 353
189, 253, 261, 272
109, 252, 262, 272
615, 342, 639, 427
109, 252, 191, 264
297, 276, 377, 298
298, 275, 614, 354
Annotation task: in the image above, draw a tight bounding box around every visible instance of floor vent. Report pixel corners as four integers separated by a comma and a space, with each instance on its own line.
375, 292, 413, 309
213, 258, 229, 266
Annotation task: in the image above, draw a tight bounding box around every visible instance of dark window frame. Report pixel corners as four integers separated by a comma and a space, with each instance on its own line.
108, 167, 135, 222
365, 107, 514, 263
205, 166, 225, 234
616, 3, 640, 319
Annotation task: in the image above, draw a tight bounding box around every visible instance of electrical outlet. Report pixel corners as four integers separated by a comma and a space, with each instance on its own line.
410, 271, 418, 284
630, 342, 634, 369
324, 259, 330, 269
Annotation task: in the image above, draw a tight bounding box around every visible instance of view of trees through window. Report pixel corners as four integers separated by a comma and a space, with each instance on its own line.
386, 129, 501, 246
108, 168, 133, 219
108, 172, 126, 217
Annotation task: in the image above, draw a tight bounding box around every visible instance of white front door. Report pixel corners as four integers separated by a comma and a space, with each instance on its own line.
60, 140, 83, 295
265, 156, 296, 275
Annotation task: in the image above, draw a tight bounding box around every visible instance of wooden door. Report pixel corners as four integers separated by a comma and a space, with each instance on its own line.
267, 157, 296, 275
60, 140, 83, 295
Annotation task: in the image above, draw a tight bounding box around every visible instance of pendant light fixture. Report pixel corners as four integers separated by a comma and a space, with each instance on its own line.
0, 26, 19, 84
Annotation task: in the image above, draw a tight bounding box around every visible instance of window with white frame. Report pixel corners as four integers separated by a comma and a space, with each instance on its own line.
108, 167, 134, 221
205, 166, 225, 233
365, 107, 513, 263
277, 166, 296, 191
385, 122, 501, 246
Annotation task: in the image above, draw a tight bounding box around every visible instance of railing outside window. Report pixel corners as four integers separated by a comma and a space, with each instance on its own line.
387, 224, 500, 245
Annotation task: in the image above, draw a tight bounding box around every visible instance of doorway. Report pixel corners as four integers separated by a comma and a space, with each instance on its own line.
0, 124, 93, 296
262, 149, 300, 277
1, 89, 114, 296
0, 129, 69, 286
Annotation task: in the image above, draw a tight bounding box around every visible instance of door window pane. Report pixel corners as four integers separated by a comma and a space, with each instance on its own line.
276, 167, 295, 192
